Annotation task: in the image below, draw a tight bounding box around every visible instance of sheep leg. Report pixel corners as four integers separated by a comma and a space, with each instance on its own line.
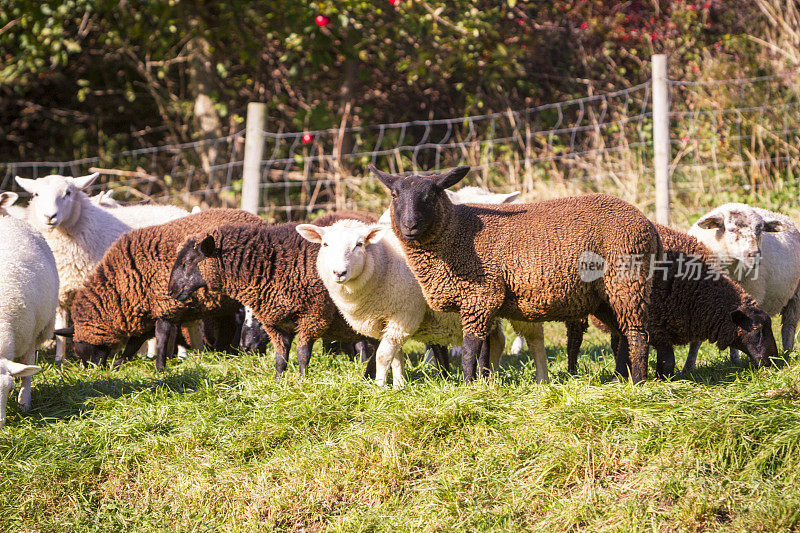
565, 319, 588, 375
488, 325, 504, 373
683, 342, 701, 374
356, 340, 376, 380
17, 348, 36, 412
510, 320, 547, 383
375, 337, 404, 387
612, 335, 630, 379
116, 334, 149, 368
146, 338, 158, 359
296, 338, 314, 376
54, 306, 69, 363
155, 319, 177, 372
781, 288, 800, 353
461, 333, 484, 383
729, 347, 741, 364
427, 344, 450, 376
655, 345, 675, 379
266, 328, 294, 377
624, 328, 649, 384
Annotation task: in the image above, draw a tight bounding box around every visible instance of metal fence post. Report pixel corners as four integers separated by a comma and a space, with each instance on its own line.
241, 102, 266, 214
652, 54, 671, 226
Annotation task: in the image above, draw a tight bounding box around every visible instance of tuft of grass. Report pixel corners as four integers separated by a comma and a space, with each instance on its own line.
1, 324, 800, 532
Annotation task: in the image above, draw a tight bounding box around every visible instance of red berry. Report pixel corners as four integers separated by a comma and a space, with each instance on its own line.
580, 22, 589, 30
389, 0, 400, 5
315, 15, 331, 27
302, 133, 313, 144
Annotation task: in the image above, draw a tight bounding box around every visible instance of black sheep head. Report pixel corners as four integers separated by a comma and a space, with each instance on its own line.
169, 235, 216, 302
53, 327, 115, 367
729, 307, 777, 368
239, 307, 271, 353
370, 165, 470, 243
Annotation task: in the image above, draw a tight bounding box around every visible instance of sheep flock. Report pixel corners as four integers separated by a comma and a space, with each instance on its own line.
0, 167, 797, 426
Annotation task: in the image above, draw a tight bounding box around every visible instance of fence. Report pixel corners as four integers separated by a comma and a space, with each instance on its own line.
3, 56, 800, 226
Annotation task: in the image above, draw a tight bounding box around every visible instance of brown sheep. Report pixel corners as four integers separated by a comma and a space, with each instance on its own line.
371, 165, 660, 383
56, 208, 263, 370
167, 211, 379, 378
565, 224, 778, 377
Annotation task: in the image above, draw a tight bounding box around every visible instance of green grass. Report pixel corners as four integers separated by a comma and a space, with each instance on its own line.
2, 323, 800, 532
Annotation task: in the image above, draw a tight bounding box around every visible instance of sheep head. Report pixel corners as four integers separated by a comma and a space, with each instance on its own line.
297, 220, 386, 284
168, 234, 216, 302
369, 165, 470, 243
728, 306, 777, 368
14, 173, 99, 230
692, 204, 787, 270
239, 306, 271, 353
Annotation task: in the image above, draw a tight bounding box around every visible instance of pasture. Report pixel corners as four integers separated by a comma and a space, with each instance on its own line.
2, 323, 799, 532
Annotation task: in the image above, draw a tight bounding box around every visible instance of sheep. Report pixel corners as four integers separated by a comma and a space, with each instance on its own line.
0, 216, 59, 426
167, 212, 379, 378
370, 165, 660, 383
0, 192, 19, 217
14, 173, 189, 362
55, 208, 262, 370
688, 203, 800, 368
564, 224, 778, 377
297, 219, 505, 387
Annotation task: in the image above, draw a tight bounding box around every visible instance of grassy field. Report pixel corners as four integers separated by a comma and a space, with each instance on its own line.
2, 323, 800, 532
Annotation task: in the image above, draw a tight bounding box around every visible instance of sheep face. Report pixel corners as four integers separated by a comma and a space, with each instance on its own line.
369, 165, 470, 243
0, 360, 41, 427
14, 173, 99, 230
297, 221, 386, 284
169, 236, 214, 302
693, 205, 787, 269
239, 307, 271, 352
729, 307, 777, 367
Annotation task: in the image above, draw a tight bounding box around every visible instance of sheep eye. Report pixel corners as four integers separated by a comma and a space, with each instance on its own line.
322, 242, 328, 247
355, 241, 364, 247
65, 190, 71, 196
391, 191, 398, 199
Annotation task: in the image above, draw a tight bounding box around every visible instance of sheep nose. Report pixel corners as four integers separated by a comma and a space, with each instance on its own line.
45, 214, 57, 225
333, 269, 347, 279
746, 251, 759, 258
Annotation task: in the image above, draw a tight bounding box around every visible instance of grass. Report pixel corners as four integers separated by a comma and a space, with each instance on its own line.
2, 323, 800, 532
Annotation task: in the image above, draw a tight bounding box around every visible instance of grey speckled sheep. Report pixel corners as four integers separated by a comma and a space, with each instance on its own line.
371, 165, 660, 383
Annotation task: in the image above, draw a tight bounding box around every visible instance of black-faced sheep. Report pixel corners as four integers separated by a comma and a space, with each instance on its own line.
167, 212, 379, 378
565, 224, 778, 377
371, 165, 660, 383
56, 208, 262, 370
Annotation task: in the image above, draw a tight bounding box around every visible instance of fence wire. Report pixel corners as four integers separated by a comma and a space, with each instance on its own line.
2, 66, 799, 223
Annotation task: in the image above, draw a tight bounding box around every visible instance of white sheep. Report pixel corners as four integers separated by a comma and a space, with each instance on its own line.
14, 173, 189, 362
0, 216, 59, 426
688, 203, 800, 367
297, 219, 505, 387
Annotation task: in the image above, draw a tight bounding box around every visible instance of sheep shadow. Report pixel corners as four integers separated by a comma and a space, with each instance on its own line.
25, 364, 236, 424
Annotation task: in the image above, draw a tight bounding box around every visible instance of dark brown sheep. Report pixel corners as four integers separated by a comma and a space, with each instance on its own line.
167, 211, 378, 377
58, 208, 263, 370
565, 224, 778, 377
371, 165, 660, 383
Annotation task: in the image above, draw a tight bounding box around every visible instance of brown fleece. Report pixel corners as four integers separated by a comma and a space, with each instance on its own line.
393, 192, 659, 380
71, 208, 262, 348
183, 211, 376, 371
570, 224, 761, 352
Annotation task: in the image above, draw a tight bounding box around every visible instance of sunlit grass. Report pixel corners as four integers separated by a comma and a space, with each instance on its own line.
1, 323, 799, 531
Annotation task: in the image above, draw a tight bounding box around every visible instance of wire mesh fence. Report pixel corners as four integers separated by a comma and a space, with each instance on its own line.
2, 62, 800, 224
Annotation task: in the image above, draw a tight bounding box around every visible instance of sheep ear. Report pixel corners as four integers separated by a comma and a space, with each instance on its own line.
296, 224, 325, 244
763, 218, 787, 232
696, 212, 725, 230
7, 361, 41, 378
730, 309, 754, 331
368, 165, 398, 189
0, 192, 19, 208
498, 191, 521, 204
54, 327, 74, 338
14, 177, 38, 194
433, 166, 470, 190
198, 234, 217, 257
71, 172, 99, 190
363, 225, 387, 245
